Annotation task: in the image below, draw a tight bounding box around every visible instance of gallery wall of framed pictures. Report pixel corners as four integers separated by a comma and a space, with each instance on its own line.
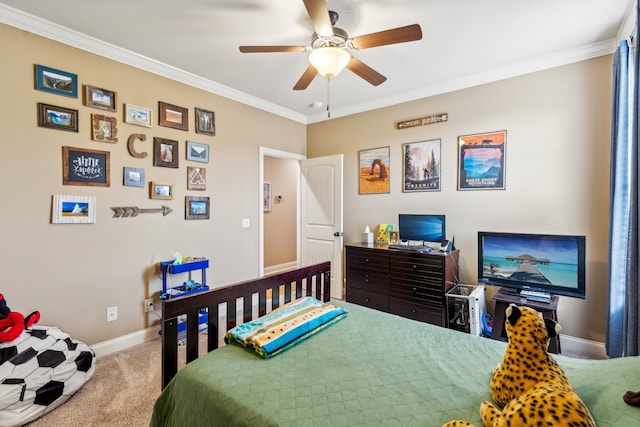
34, 63, 216, 223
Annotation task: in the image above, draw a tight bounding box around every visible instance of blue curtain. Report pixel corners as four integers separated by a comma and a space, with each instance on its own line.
607, 30, 640, 358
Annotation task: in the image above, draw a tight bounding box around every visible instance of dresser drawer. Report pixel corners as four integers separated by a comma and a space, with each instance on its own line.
389, 296, 443, 326
389, 252, 445, 292
346, 287, 389, 312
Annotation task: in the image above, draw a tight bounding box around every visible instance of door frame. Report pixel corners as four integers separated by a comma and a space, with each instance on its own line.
259, 147, 305, 276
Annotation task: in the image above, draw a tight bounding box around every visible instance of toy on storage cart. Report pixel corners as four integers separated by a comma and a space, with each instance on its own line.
159, 257, 209, 334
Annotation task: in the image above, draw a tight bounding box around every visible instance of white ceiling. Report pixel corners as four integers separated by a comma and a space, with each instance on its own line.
0, 0, 634, 124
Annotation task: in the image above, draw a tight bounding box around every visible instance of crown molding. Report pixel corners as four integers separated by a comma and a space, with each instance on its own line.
0, 4, 308, 124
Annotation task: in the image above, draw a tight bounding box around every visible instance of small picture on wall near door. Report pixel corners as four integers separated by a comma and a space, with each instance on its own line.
359, 146, 390, 194
264, 182, 271, 211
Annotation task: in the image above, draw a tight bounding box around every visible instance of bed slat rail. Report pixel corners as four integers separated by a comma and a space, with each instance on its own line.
161, 261, 331, 388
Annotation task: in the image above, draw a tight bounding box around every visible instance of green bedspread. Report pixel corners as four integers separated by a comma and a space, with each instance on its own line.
150, 302, 640, 426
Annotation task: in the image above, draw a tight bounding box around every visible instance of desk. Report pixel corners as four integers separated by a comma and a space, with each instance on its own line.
491, 292, 560, 354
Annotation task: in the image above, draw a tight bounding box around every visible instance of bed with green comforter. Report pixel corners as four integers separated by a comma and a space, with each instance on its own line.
150, 301, 639, 426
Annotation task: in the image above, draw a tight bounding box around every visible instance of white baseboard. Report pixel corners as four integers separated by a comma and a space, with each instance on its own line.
560, 335, 607, 359
92, 325, 160, 358
264, 261, 298, 275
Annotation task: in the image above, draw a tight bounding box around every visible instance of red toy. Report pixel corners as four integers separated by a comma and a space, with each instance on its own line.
0, 294, 40, 343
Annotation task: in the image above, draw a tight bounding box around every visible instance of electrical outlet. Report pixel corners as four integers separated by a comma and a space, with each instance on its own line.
144, 298, 154, 313
106, 306, 118, 322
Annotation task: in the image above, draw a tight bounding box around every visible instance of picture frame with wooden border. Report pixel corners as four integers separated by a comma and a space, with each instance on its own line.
186, 141, 209, 163
91, 113, 118, 143
51, 194, 96, 224
124, 104, 152, 128
84, 85, 116, 111
153, 137, 179, 168
402, 139, 442, 192
185, 196, 210, 220
150, 182, 173, 200
62, 146, 110, 187
38, 103, 78, 132
187, 166, 206, 191
123, 166, 145, 187
158, 101, 188, 131
35, 64, 78, 98
457, 130, 507, 190
195, 107, 215, 136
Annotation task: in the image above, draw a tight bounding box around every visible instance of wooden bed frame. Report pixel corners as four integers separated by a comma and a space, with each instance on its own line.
160, 261, 331, 388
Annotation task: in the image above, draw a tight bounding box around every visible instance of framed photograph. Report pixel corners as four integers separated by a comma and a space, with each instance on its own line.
185, 196, 210, 220
150, 182, 173, 200
186, 141, 209, 163
123, 166, 145, 187
402, 139, 441, 192
91, 113, 118, 143
187, 166, 206, 191
159, 101, 188, 131
359, 146, 390, 194
153, 137, 179, 168
62, 146, 110, 187
35, 64, 77, 98
52, 194, 96, 224
38, 103, 78, 132
124, 104, 152, 127
195, 107, 215, 136
457, 130, 507, 190
263, 182, 271, 211
84, 85, 116, 111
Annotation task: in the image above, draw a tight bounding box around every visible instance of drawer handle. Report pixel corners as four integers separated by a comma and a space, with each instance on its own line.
365, 298, 370, 302
412, 287, 417, 294
412, 264, 417, 270
412, 309, 417, 314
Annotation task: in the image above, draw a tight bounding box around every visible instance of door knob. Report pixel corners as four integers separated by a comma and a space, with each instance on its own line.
333, 232, 343, 237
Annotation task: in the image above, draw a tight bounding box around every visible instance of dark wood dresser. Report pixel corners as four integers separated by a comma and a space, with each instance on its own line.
345, 243, 459, 327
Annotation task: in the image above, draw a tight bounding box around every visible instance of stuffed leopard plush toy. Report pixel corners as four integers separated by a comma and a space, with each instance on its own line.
442, 304, 595, 427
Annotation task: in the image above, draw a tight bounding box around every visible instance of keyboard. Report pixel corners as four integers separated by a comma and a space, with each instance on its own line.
388, 244, 433, 252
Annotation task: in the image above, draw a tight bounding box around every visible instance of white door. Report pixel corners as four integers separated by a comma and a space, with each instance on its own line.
300, 154, 344, 300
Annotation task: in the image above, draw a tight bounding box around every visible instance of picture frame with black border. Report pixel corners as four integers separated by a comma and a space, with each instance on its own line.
38, 103, 78, 132
35, 64, 77, 98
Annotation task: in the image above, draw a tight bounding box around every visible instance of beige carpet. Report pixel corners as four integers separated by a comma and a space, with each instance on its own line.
26, 337, 167, 427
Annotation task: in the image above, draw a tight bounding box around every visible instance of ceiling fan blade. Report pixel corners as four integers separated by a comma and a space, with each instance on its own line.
293, 65, 318, 90
303, 0, 334, 38
239, 46, 306, 53
350, 24, 422, 50
346, 57, 387, 86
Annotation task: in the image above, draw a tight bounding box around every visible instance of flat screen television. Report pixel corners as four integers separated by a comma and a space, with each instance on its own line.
477, 231, 586, 299
398, 214, 446, 244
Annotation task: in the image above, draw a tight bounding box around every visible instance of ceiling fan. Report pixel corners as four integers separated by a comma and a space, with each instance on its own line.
239, 0, 422, 90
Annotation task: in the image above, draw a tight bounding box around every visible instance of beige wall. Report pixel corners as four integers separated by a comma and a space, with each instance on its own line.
307, 56, 613, 342
0, 23, 306, 345
264, 156, 298, 267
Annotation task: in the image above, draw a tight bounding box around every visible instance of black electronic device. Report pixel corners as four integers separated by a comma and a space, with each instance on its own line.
397, 214, 446, 245
477, 231, 586, 299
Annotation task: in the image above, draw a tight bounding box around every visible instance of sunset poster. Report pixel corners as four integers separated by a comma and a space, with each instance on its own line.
457, 130, 507, 190
359, 146, 390, 194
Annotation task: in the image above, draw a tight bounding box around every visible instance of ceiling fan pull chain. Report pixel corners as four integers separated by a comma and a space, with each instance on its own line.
327, 79, 331, 118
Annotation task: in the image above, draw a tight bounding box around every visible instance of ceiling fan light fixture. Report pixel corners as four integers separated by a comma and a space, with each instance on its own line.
309, 47, 350, 79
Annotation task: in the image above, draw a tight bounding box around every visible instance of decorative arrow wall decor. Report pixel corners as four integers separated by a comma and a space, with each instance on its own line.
111, 205, 173, 218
